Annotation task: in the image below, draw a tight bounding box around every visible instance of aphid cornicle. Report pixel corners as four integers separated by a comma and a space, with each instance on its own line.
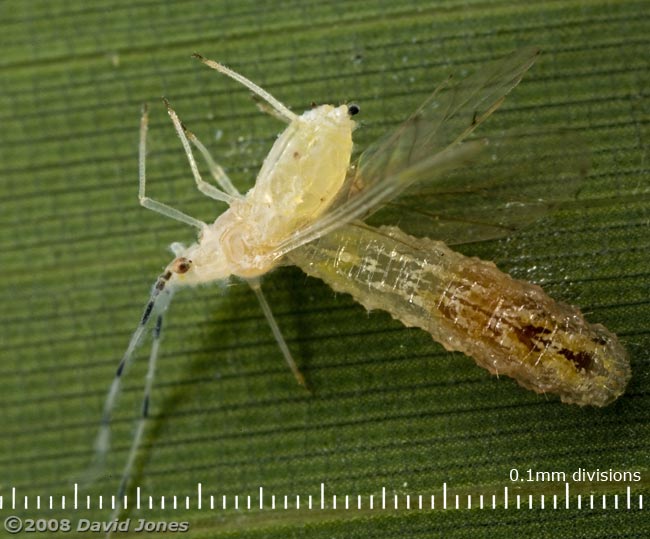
96, 47, 630, 501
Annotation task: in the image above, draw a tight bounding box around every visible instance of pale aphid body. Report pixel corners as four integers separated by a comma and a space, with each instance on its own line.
180, 104, 355, 282
96, 48, 630, 505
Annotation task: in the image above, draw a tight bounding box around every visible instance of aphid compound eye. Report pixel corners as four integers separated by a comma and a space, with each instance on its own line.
172, 257, 192, 274
347, 103, 360, 116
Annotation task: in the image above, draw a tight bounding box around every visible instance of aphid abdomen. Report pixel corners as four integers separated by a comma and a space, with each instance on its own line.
289, 224, 630, 406
249, 106, 354, 244
218, 106, 355, 278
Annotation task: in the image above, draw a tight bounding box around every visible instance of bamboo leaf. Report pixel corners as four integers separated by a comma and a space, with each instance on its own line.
1, 1, 648, 537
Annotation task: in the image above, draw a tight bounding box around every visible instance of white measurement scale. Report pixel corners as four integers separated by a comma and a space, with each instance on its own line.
2, 481, 644, 513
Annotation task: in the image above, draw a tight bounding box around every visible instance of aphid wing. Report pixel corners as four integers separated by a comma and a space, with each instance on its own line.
273, 139, 487, 258
351, 46, 539, 198
288, 222, 630, 406
273, 47, 539, 257
344, 46, 540, 219
367, 130, 590, 245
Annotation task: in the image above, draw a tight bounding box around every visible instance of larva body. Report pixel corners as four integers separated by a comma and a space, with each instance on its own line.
289, 224, 630, 406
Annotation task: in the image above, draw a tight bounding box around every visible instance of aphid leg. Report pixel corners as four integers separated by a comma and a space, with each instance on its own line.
248, 279, 307, 388
251, 94, 296, 123
163, 99, 238, 204
179, 123, 241, 198
192, 53, 299, 124
139, 104, 206, 229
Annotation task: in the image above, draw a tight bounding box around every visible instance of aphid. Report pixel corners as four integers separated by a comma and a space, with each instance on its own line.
95, 48, 630, 500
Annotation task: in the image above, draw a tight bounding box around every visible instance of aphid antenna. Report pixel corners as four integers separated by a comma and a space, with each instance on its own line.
93, 272, 175, 502
192, 53, 299, 124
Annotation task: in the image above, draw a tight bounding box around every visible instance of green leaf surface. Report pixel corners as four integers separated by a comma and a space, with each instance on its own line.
1, 1, 648, 537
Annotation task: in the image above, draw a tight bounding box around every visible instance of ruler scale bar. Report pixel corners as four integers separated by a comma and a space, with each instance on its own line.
1, 483, 643, 515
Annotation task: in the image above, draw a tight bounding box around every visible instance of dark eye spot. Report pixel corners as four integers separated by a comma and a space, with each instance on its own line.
348, 103, 360, 116
173, 257, 192, 274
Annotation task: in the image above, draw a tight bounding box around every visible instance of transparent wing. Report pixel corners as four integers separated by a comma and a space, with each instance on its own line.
366, 129, 590, 245
273, 46, 540, 258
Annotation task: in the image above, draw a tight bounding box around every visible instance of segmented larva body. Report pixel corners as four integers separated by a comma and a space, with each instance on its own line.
290, 223, 630, 406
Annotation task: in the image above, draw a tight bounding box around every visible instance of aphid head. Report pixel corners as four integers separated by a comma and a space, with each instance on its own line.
158, 255, 195, 289
163, 228, 232, 285
171, 257, 192, 275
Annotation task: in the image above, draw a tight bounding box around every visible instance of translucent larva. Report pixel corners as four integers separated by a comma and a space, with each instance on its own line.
95, 48, 630, 502
289, 224, 629, 407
